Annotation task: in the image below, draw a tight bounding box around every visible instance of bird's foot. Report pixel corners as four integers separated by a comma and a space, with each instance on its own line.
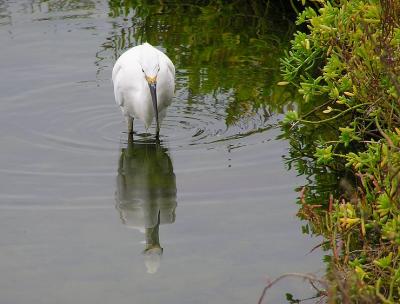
127, 117, 134, 134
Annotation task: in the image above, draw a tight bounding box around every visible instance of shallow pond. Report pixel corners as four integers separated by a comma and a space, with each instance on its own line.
0, 1, 323, 303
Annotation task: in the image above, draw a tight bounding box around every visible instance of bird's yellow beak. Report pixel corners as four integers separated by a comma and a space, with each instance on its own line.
145, 75, 157, 85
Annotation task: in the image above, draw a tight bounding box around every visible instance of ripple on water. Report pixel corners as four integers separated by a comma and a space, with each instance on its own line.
3, 78, 276, 150
0, 66, 278, 209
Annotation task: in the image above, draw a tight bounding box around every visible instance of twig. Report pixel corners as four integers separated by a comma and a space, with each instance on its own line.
258, 273, 326, 304
309, 241, 330, 254
298, 103, 371, 125
375, 115, 394, 148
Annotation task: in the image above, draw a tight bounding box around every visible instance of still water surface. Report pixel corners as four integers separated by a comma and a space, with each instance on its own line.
0, 1, 322, 303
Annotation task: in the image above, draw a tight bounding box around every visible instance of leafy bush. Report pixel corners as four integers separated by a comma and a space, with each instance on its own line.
280, 0, 400, 302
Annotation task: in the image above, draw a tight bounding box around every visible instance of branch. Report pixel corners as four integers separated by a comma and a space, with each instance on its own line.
258, 272, 326, 304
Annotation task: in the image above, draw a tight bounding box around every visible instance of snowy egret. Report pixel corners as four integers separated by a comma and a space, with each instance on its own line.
112, 42, 175, 137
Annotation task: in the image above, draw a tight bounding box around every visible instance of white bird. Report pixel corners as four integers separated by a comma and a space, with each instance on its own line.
112, 42, 175, 137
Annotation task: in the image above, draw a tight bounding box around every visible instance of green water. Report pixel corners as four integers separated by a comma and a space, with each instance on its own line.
0, 1, 322, 303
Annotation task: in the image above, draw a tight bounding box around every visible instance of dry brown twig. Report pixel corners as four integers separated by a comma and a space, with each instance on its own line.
258, 272, 327, 304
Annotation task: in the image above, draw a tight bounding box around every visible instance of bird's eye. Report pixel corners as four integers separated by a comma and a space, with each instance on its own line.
141, 68, 145, 74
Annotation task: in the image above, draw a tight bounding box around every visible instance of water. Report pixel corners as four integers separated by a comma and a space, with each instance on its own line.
0, 1, 323, 303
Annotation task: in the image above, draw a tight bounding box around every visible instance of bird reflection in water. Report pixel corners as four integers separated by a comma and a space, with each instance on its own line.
115, 134, 177, 274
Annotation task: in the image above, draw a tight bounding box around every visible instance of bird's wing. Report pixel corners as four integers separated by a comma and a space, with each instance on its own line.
112, 62, 125, 107
165, 55, 175, 78
156, 49, 175, 78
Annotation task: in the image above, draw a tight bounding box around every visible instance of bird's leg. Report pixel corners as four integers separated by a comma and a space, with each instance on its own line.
128, 131, 134, 144
155, 123, 160, 139
127, 117, 134, 135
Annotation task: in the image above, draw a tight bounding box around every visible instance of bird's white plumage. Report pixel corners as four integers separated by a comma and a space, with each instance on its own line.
112, 42, 175, 130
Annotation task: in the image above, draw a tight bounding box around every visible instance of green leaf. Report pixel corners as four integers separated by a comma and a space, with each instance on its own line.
314, 145, 333, 165
339, 126, 361, 147
377, 193, 392, 217
373, 253, 393, 269
282, 111, 298, 125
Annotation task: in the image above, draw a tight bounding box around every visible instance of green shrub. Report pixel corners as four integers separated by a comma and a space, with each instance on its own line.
280, 0, 400, 301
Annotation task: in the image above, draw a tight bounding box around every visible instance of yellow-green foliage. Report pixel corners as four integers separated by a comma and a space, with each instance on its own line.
282, 0, 400, 132
282, 0, 400, 302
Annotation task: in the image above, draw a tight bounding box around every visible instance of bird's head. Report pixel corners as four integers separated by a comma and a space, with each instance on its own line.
142, 65, 159, 85
137, 43, 163, 137
140, 60, 161, 136
140, 57, 160, 85
145, 75, 157, 85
